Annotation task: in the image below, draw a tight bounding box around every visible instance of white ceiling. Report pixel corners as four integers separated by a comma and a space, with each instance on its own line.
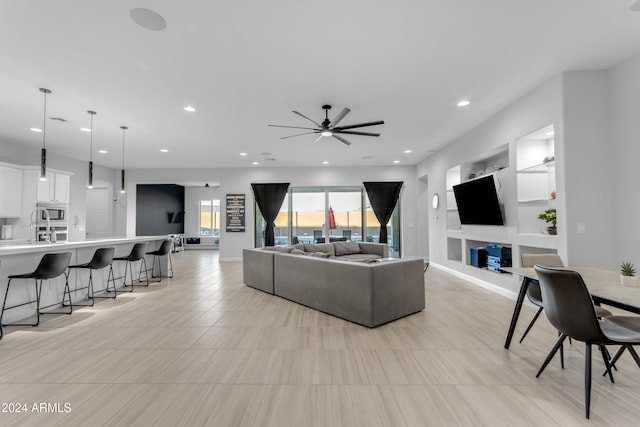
1, 1, 640, 170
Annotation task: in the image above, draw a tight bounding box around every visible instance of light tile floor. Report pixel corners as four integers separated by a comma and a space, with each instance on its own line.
0, 250, 639, 426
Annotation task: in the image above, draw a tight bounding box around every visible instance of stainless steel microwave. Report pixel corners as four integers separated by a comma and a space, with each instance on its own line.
36, 203, 67, 222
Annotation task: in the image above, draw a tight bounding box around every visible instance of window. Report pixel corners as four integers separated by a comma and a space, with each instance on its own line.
199, 199, 220, 236
254, 186, 401, 257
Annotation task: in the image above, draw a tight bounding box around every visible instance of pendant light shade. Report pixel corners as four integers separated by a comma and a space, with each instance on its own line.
87, 110, 96, 189
120, 125, 128, 194
39, 88, 51, 181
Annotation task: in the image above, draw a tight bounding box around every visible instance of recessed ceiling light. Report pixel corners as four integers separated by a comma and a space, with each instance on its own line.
30, 127, 42, 132
130, 8, 167, 31
80, 127, 92, 132
393, 160, 400, 164
322, 161, 329, 165
184, 106, 196, 112
240, 152, 248, 156
160, 149, 169, 153
457, 100, 470, 107
252, 161, 259, 165
404, 149, 412, 154
98, 150, 108, 154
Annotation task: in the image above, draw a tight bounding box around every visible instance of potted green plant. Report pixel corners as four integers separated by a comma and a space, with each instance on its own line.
620, 261, 638, 286
538, 208, 557, 235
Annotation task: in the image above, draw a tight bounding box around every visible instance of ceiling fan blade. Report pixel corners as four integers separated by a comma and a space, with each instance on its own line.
312, 135, 323, 145
335, 130, 381, 137
268, 124, 317, 130
332, 134, 352, 146
280, 131, 319, 140
331, 108, 351, 127
333, 120, 384, 131
292, 110, 321, 127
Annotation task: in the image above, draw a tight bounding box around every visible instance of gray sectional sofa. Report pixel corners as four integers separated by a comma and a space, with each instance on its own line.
242, 241, 425, 327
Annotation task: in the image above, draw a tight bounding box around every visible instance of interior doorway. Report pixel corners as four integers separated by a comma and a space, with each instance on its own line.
86, 187, 111, 238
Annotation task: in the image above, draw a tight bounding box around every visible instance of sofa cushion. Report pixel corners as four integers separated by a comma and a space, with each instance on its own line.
290, 248, 307, 255
263, 246, 294, 253
333, 241, 362, 256
339, 253, 383, 261
292, 243, 305, 251
303, 243, 336, 256
310, 251, 331, 258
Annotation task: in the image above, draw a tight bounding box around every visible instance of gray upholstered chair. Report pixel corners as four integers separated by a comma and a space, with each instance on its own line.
534, 265, 640, 419
519, 254, 611, 343
601, 316, 640, 373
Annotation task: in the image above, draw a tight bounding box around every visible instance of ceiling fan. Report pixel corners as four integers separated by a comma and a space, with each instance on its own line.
268, 105, 384, 145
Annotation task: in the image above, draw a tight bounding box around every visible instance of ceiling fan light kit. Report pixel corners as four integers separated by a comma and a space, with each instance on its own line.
269, 104, 384, 146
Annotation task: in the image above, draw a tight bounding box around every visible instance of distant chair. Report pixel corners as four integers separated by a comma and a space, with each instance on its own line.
342, 230, 351, 240
113, 242, 149, 292
313, 230, 323, 243
291, 236, 299, 245
146, 239, 174, 281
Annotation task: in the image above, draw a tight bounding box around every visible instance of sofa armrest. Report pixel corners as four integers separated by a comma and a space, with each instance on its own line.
243, 248, 275, 294
357, 242, 388, 258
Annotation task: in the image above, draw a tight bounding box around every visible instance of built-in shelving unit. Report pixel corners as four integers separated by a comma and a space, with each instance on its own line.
441, 125, 563, 281
516, 124, 557, 239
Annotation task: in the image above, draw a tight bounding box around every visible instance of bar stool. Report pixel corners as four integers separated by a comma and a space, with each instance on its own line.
146, 239, 174, 281
1, 252, 73, 339
66, 247, 116, 306
112, 242, 149, 292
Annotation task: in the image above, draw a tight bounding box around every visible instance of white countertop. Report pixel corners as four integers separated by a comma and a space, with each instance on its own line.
0, 236, 170, 256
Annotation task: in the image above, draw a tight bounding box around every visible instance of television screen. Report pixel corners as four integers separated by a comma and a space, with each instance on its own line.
452, 174, 504, 225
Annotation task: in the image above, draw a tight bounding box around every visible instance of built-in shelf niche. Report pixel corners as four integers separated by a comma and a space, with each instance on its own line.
516, 124, 557, 235
447, 237, 462, 262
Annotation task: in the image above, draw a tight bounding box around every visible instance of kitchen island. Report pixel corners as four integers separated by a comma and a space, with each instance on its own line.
0, 236, 170, 324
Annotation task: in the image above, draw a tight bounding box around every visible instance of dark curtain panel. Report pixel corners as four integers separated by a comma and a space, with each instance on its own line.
363, 181, 403, 244
251, 183, 290, 246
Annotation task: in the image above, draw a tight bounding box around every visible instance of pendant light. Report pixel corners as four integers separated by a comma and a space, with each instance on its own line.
39, 88, 51, 181
87, 110, 97, 189
120, 125, 128, 194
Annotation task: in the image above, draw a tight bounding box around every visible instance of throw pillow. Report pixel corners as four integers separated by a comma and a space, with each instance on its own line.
310, 251, 331, 258
303, 243, 336, 256
333, 241, 362, 256
290, 249, 307, 255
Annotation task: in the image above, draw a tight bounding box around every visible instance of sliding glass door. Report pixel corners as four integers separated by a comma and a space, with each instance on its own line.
254, 186, 401, 257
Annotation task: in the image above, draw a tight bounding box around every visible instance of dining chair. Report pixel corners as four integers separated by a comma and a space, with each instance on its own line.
534, 265, 640, 419
601, 316, 640, 374
519, 254, 611, 344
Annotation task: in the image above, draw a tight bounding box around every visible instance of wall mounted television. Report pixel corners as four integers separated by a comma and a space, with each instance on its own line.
452, 174, 504, 226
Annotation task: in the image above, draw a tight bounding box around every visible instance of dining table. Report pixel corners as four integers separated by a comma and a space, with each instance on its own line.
502, 266, 640, 349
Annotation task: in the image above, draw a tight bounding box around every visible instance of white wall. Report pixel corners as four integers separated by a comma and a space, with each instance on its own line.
561, 71, 616, 267
119, 166, 418, 261
416, 75, 564, 292
609, 52, 640, 266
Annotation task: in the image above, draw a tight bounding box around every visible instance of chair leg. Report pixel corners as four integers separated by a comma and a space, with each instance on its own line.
603, 346, 627, 376
598, 345, 614, 384
139, 257, 149, 286
627, 346, 640, 367
585, 343, 592, 419
519, 306, 543, 343
0, 278, 13, 338
168, 252, 173, 278
94, 264, 117, 299
122, 261, 134, 292
536, 333, 567, 378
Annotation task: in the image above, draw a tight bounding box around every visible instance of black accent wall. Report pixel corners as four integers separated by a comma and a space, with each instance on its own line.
136, 184, 185, 236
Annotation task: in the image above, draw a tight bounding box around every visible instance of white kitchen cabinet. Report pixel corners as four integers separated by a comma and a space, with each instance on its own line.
35, 170, 71, 203
0, 164, 23, 217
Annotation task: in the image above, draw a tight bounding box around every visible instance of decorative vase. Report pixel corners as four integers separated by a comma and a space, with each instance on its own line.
547, 226, 557, 235
620, 275, 639, 286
